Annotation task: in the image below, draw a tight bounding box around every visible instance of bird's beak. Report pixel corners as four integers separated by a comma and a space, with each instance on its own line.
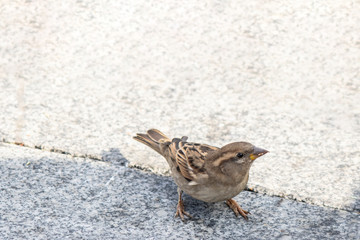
250, 147, 268, 161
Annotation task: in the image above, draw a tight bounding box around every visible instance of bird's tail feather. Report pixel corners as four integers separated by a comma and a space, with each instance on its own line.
133, 129, 170, 154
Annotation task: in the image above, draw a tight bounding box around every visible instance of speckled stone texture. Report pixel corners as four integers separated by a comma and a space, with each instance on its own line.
0, 0, 359, 216
0, 143, 359, 239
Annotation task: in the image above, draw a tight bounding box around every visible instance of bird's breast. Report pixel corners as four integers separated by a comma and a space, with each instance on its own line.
174, 172, 249, 203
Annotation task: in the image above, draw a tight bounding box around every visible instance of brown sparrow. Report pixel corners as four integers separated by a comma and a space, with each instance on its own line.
133, 129, 268, 221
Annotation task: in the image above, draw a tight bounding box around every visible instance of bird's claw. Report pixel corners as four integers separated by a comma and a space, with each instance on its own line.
175, 200, 192, 221
226, 199, 250, 220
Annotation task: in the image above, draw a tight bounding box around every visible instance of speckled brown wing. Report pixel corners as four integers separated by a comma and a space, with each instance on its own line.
168, 138, 219, 183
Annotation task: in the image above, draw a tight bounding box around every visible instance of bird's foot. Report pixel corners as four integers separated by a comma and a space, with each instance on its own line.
175, 199, 192, 221
226, 198, 250, 220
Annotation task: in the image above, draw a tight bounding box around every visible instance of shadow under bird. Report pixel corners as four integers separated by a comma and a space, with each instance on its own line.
133, 129, 268, 221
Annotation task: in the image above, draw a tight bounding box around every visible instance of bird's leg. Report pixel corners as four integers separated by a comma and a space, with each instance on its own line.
175, 188, 192, 221
226, 198, 250, 220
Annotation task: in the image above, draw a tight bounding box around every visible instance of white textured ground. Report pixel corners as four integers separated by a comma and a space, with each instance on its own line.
1, 0, 359, 213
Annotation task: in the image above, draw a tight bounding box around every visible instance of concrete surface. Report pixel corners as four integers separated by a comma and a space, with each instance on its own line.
0, 1, 359, 237
0, 143, 359, 239
1, 0, 359, 212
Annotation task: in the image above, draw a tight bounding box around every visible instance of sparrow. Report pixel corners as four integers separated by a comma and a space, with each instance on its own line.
133, 129, 268, 221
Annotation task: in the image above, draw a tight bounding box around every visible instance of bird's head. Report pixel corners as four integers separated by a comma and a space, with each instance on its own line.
208, 142, 268, 183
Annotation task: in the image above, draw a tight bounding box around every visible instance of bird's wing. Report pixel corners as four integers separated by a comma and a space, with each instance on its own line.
169, 138, 218, 182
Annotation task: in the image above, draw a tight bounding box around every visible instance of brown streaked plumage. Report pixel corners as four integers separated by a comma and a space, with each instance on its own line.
133, 129, 268, 221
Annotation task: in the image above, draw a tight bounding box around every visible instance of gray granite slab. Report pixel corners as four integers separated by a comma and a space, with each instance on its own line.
1, 1, 359, 213
0, 143, 359, 239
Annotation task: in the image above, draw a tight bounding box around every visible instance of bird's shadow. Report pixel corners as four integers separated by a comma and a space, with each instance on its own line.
170, 189, 235, 224
100, 148, 129, 166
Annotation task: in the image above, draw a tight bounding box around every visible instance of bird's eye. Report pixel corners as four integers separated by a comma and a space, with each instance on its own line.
236, 152, 244, 158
